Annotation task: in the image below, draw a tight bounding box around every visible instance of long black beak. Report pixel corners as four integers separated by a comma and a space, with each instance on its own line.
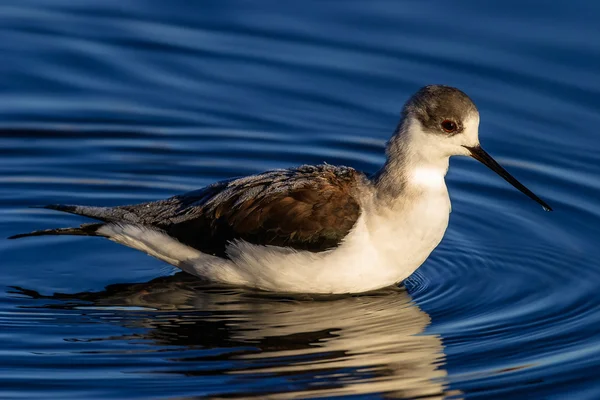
464, 145, 552, 211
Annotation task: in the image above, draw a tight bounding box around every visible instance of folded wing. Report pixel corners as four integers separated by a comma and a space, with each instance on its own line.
10, 165, 364, 258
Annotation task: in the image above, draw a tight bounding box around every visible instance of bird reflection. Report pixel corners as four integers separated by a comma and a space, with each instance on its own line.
13, 274, 459, 399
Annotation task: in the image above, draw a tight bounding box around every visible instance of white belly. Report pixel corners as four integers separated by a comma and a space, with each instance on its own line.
190, 190, 449, 294
100, 191, 450, 294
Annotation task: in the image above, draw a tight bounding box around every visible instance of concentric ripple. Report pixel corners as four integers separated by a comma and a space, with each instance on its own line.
1, 0, 600, 399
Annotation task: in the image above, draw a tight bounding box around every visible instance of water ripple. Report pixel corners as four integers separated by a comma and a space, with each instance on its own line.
1, 0, 599, 398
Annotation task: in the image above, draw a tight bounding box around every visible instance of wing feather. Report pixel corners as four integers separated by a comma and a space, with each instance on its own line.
119, 165, 364, 257
10, 165, 365, 258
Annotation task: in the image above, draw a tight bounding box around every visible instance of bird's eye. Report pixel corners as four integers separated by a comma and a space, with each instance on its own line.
441, 119, 458, 133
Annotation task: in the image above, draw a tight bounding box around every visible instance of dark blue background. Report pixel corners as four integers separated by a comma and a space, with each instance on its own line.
1, 1, 599, 398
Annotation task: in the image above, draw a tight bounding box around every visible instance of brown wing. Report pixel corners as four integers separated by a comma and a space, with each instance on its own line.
115, 164, 364, 257
9, 165, 364, 254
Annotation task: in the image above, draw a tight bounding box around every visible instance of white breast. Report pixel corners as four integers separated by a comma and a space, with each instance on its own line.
100, 178, 451, 294
190, 183, 450, 294
367, 191, 451, 278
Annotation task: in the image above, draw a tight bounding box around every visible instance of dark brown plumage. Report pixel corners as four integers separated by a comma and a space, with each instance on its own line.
10, 165, 364, 257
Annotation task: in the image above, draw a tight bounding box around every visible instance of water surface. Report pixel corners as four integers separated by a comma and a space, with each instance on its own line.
1, 1, 600, 398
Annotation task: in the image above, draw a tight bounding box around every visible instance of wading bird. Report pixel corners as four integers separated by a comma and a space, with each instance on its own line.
10, 85, 551, 294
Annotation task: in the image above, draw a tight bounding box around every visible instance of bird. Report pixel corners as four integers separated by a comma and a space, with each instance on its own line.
9, 85, 552, 294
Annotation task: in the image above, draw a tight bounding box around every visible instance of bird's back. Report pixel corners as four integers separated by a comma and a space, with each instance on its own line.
11, 165, 366, 258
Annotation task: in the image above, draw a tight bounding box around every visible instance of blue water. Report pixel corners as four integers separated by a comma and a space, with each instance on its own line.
1, 1, 599, 398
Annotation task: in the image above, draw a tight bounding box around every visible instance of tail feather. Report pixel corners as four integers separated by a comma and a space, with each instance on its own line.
40, 204, 114, 221
8, 203, 121, 240
8, 223, 105, 240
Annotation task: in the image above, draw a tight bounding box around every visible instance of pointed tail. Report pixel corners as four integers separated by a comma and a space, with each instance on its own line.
37, 204, 114, 220
8, 223, 105, 240
8, 203, 117, 240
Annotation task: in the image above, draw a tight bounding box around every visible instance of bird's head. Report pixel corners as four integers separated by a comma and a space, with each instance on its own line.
388, 85, 551, 211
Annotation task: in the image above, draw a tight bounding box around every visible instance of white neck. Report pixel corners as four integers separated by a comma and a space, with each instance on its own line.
374, 119, 450, 201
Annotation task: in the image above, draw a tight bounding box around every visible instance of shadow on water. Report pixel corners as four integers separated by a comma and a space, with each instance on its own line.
10, 274, 460, 398
2, 0, 600, 398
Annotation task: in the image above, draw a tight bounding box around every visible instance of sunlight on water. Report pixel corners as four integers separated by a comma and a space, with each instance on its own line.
1, 0, 599, 398
9, 280, 455, 398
